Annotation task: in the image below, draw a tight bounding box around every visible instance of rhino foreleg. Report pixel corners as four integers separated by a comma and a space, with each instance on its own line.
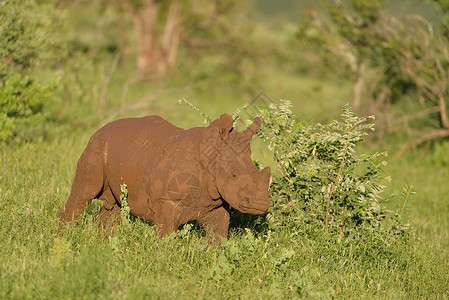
199, 204, 230, 245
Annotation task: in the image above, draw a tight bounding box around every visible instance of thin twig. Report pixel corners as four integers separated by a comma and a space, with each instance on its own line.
325, 126, 351, 230
394, 128, 449, 158
98, 53, 121, 115
120, 75, 147, 106
400, 186, 413, 217
393, 106, 441, 125
104, 82, 206, 122
274, 153, 294, 185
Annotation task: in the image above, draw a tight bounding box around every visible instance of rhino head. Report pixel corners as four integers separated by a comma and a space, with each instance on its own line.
200, 114, 271, 214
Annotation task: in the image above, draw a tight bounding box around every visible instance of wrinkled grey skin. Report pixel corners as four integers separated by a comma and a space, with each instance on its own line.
59, 113, 271, 241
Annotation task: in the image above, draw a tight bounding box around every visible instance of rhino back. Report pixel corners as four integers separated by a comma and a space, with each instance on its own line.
98, 115, 183, 149
95, 116, 205, 211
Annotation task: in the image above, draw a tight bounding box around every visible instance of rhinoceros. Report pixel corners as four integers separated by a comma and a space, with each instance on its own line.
58, 113, 271, 240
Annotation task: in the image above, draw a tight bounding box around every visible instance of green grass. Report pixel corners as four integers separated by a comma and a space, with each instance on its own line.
385, 150, 449, 250
1, 66, 448, 298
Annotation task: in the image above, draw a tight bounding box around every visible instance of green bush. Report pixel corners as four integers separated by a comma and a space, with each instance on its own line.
0, 0, 67, 143
0, 0, 66, 73
0, 73, 59, 142
256, 100, 412, 242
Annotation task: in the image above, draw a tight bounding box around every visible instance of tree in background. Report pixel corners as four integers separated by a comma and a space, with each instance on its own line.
97, 0, 256, 79
123, 0, 181, 76
298, 0, 449, 154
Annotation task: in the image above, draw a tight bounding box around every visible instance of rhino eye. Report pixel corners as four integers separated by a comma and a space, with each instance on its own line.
230, 170, 239, 179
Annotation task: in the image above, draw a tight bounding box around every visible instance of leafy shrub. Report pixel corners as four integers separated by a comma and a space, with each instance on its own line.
0, 0, 70, 143
120, 183, 131, 226
0, 73, 59, 142
256, 100, 412, 241
0, 0, 64, 72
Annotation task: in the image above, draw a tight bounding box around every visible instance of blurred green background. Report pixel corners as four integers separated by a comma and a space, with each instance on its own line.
1, 0, 448, 298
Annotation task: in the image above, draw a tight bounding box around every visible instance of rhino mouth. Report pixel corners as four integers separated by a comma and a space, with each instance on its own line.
237, 197, 270, 214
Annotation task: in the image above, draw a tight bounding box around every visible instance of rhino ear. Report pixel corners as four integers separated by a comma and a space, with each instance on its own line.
218, 113, 233, 139
243, 117, 262, 139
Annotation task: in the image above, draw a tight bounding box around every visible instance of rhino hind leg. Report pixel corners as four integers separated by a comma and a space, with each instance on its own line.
97, 204, 121, 230
152, 201, 184, 238
97, 186, 121, 230
58, 139, 105, 227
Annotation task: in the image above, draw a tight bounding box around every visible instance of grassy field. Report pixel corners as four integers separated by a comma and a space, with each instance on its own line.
1, 62, 448, 299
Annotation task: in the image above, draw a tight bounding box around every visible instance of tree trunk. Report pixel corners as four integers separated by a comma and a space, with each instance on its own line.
131, 1, 158, 75
117, 5, 130, 70
130, 0, 182, 76
158, 2, 181, 74
352, 63, 365, 113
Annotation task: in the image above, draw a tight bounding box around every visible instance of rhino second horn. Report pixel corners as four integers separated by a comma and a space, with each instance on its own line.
260, 166, 271, 191
261, 166, 271, 178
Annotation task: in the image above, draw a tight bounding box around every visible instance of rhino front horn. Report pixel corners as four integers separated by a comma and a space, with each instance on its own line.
261, 166, 271, 185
